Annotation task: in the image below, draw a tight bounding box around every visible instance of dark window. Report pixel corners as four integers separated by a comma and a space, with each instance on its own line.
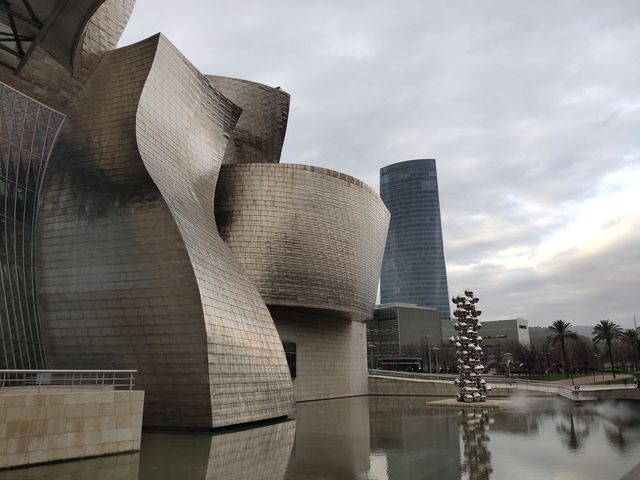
519, 325, 527, 330
282, 341, 296, 378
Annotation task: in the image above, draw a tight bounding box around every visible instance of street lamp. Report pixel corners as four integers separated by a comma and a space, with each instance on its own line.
368, 344, 377, 370
593, 353, 603, 382
433, 347, 441, 373
425, 336, 432, 374
503, 353, 512, 378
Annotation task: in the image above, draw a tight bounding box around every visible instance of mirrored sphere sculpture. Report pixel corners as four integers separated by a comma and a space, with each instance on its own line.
450, 290, 492, 402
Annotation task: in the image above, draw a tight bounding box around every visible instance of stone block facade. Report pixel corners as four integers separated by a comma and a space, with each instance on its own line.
0, 389, 143, 469
272, 308, 369, 401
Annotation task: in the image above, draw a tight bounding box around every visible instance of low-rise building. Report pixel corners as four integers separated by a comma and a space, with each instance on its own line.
480, 318, 530, 347
365, 304, 445, 371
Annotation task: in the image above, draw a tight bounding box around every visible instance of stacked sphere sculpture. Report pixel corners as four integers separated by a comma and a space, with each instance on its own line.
449, 290, 492, 402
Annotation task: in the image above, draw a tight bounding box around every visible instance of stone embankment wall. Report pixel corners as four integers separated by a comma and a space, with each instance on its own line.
368, 376, 553, 398
0, 389, 144, 469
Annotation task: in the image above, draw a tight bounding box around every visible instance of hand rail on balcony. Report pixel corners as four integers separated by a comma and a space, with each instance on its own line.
0, 369, 137, 392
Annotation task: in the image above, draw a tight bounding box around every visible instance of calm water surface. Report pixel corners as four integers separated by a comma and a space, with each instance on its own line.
3, 396, 640, 479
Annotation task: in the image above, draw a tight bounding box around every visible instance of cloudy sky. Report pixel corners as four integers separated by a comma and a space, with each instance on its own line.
120, 0, 640, 329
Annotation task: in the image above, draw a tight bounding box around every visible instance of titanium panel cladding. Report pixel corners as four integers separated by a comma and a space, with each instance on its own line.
206, 76, 289, 165
216, 163, 390, 321
38, 35, 293, 429
379, 159, 451, 320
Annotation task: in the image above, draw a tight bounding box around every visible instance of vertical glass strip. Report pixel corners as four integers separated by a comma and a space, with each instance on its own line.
0, 82, 64, 369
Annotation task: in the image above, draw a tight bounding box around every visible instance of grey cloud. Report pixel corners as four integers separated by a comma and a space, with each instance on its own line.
120, 0, 640, 330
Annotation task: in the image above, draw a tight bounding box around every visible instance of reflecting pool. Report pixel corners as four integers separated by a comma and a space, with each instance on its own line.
2, 396, 640, 480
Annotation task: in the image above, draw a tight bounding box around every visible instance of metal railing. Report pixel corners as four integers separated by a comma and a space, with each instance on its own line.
0, 370, 137, 392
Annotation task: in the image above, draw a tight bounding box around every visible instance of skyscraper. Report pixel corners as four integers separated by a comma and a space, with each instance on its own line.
379, 159, 451, 320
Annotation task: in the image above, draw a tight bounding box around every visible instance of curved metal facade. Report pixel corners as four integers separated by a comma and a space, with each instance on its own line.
215, 163, 390, 321
38, 35, 294, 428
379, 159, 451, 319
0, 83, 63, 369
206, 76, 289, 165
0, 0, 385, 426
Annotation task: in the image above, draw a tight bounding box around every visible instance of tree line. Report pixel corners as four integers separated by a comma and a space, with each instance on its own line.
517, 319, 640, 379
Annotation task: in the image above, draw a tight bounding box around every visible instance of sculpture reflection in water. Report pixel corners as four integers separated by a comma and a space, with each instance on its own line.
0, 420, 296, 480
556, 411, 592, 452
459, 410, 493, 480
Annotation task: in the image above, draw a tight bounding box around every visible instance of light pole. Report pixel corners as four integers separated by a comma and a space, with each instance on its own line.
433, 347, 440, 373
425, 336, 432, 374
368, 344, 376, 370
503, 353, 512, 378
594, 352, 604, 381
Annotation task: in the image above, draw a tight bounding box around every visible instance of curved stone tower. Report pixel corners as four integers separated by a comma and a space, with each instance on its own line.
38, 35, 294, 428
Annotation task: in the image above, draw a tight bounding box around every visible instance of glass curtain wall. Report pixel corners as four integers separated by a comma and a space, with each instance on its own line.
379, 159, 451, 320
0, 83, 64, 369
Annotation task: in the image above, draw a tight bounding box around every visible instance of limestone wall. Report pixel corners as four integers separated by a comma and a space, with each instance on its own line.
273, 309, 369, 401
0, 389, 144, 469
368, 376, 519, 398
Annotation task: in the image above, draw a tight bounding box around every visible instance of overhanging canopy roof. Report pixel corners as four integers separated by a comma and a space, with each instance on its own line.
0, 0, 106, 71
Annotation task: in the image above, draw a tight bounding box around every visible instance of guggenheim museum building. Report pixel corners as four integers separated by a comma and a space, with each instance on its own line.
0, 0, 389, 429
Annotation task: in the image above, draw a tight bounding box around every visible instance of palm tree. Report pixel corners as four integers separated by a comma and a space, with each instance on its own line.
592, 320, 623, 378
620, 329, 639, 373
547, 320, 578, 375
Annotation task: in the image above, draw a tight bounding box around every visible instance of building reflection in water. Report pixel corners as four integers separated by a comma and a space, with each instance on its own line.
0, 452, 141, 480
0, 420, 296, 480
287, 396, 372, 479
368, 396, 461, 479
458, 410, 493, 480
2, 397, 640, 480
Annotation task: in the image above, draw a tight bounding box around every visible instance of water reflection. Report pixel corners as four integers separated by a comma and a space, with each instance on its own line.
0, 420, 295, 480
368, 396, 460, 479
141, 420, 295, 479
0, 453, 140, 480
459, 411, 492, 480
287, 396, 371, 479
555, 412, 591, 451
2, 397, 640, 480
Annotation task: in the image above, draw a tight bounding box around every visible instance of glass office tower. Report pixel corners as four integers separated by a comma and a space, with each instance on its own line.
379, 159, 451, 320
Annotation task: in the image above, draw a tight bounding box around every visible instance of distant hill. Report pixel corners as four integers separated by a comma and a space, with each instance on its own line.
529, 325, 594, 346
571, 325, 595, 338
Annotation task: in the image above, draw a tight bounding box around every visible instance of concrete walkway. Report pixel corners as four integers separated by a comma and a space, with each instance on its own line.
550, 373, 635, 386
